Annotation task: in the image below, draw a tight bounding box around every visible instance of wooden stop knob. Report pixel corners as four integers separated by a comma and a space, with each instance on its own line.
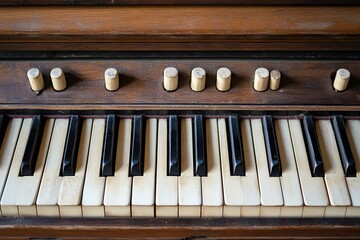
163, 67, 178, 91
270, 70, 281, 91
27, 68, 44, 93
333, 68, 350, 92
191, 67, 206, 92
216, 67, 231, 92
50, 68, 67, 91
104, 68, 119, 91
253, 67, 269, 92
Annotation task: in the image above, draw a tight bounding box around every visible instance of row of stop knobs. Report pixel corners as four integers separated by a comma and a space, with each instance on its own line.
163, 67, 351, 92
163, 67, 282, 92
27, 66, 351, 94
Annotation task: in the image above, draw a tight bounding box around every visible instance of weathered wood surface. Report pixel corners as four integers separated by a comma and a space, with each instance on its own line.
0, 60, 359, 111
1, 0, 360, 5
0, 218, 359, 239
0, 6, 359, 51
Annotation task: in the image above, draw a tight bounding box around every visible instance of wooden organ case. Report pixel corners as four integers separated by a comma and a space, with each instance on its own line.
0, 0, 360, 239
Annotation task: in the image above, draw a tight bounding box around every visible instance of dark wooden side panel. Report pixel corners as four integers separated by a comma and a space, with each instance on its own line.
0, 6, 359, 51
0, 59, 359, 111
0, 218, 359, 239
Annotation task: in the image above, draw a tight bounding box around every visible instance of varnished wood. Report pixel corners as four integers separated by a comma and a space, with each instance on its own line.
1, 0, 360, 5
0, 218, 359, 239
0, 6, 359, 51
0, 60, 359, 111
0, 1, 359, 239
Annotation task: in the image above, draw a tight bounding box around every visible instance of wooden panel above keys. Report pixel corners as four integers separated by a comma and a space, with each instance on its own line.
0, 59, 359, 111
1, 0, 360, 5
0, 6, 360, 51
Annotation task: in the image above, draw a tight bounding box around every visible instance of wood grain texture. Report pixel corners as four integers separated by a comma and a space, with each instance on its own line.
1, 0, 360, 5
0, 218, 359, 239
0, 6, 359, 51
0, 60, 359, 111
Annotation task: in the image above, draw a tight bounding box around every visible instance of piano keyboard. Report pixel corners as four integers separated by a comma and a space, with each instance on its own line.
0, 114, 359, 218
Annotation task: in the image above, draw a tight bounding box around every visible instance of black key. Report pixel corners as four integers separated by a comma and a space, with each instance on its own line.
193, 115, 207, 176
0, 115, 9, 148
101, 115, 119, 177
168, 115, 181, 176
302, 115, 324, 177
227, 116, 245, 176
130, 115, 145, 176
20, 115, 45, 176
61, 115, 82, 176
332, 115, 356, 177
262, 115, 281, 177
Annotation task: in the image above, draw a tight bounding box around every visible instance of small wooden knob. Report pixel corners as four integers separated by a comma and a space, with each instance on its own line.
163, 67, 178, 91
253, 67, 269, 92
50, 68, 67, 91
333, 68, 350, 92
216, 67, 231, 92
27, 68, 44, 92
191, 67, 206, 92
104, 68, 119, 91
270, 70, 281, 91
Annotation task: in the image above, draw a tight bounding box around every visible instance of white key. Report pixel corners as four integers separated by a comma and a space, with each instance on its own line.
0, 118, 22, 215
82, 119, 106, 217
202, 118, 223, 217
218, 118, 261, 217
58, 119, 92, 217
1, 118, 53, 217
240, 119, 261, 217
36, 119, 69, 217
218, 118, 241, 217
178, 118, 201, 218
275, 120, 303, 217
132, 118, 157, 218
104, 119, 132, 217
345, 120, 360, 217
288, 119, 328, 218
156, 119, 178, 218
251, 119, 283, 217
316, 120, 351, 217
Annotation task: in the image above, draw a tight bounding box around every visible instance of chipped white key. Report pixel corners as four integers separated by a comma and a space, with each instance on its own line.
156, 119, 178, 218
132, 118, 157, 218
202, 118, 223, 217
178, 118, 201, 218
58, 119, 92, 217
82, 119, 106, 217
0, 118, 22, 216
288, 119, 328, 217
104, 119, 132, 217
1, 118, 53, 217
275, 120, 303, 217
251, 119, 283, 217
36, 119, 69, 217
345, 120, 360, 217
316, 120, 351, 217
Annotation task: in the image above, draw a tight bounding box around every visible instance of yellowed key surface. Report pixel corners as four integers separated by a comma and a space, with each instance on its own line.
202, 119, 223, 217
104, 119, 133, 217
132, 119, 157, 218
1, 118, 53, 217
37, 119, 69, 217
58, 119, 93, 218
82, 119, 106, 217
251, 119, 283, 217
156, 119, 178, 218
178, 118, 201, 218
